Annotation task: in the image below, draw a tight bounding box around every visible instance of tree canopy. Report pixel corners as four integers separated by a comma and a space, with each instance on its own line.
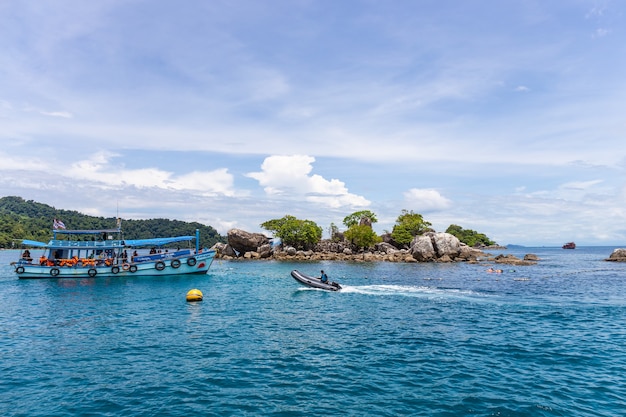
341, 210, 381, 249
344, 224, 381, 250
445, 224, 496, 247
260, 215, 322, 250
391, 209, 432, 246
342, 210, 378, 228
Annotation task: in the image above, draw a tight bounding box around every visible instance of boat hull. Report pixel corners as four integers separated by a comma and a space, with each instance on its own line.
291, 270, 342, 291
14, 251, 215, 279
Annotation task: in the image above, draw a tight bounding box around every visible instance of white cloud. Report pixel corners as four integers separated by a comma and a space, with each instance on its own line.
560, 179, 603, 190
64, 152, 238, 196
246, 154, 313, 194
404, 188, 451, 212
593, 28, 609, 38
40, 110, 73, 118
0, 152, 50, 171
21, 105, 73, 119
246, 155, 370, 208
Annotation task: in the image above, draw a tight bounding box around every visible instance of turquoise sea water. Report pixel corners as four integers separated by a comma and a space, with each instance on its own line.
1, 247, 626, 416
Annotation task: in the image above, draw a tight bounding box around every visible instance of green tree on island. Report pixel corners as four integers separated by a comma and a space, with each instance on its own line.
342, 210, 378, 228
445, 224, 495, 247
328, 222, 342, 242
342, 210, 381, 250
391, 209, 432, 246
260, 215, 322, 250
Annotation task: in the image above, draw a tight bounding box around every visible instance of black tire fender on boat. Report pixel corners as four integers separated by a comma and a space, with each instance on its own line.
15, 266, 25, 274
50, 268, 60, 277
111, 266, 120, 274
187, 257, 197, 266
171, 259, 181, 268
155, 261, 166, 271
88, 268, 97, 277
129, 265, 138, 273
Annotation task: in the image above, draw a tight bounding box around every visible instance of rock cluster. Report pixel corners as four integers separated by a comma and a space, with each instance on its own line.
606, 248, 626, 262
212, 229, 538, 265
491, 253, 538, 266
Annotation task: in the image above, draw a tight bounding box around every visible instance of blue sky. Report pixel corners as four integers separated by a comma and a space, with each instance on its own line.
1, 0, 625, 246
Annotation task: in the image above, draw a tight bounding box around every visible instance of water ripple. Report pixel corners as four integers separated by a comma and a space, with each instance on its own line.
2, 249, 626, 416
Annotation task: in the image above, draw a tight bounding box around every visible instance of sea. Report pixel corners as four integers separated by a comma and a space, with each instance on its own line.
1, 246, 625, 417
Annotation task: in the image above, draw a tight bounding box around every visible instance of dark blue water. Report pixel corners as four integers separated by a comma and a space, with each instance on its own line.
1, 247, 626, 416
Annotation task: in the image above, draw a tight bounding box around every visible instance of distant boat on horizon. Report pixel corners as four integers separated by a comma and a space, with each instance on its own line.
562, 242, 576, 249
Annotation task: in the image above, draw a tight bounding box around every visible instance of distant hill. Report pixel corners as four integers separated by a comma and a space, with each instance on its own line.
0, 196, 225, 249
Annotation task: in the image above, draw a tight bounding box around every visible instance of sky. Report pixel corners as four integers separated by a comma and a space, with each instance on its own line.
1, 0, 625, 246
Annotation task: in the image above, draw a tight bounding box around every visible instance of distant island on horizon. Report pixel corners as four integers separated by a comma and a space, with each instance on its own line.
506, 243, 625, 248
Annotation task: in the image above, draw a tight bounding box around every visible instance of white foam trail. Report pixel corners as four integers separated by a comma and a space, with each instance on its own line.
338, 284, 485, 300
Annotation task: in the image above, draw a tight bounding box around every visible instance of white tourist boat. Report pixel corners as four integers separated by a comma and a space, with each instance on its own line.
13, 221, 216, 279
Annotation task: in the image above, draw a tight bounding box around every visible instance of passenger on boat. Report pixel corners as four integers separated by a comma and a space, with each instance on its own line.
22, 250, 32, 261
320, 270, 328, 283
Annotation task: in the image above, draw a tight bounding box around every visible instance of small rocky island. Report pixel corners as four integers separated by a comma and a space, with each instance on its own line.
606, 248, 626, 262
213, 229, 538, 266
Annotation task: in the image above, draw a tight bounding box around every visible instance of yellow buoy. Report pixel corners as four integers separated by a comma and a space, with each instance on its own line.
186, 289, 203, 302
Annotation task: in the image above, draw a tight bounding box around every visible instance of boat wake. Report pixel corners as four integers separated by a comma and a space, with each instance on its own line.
328, 284, 488, 300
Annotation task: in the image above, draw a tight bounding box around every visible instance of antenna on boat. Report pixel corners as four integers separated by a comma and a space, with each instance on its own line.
116, 201, 121, 230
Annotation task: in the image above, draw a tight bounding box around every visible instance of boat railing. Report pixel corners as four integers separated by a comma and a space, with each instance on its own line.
49, 240, 126, 249
133, 249, 193, 263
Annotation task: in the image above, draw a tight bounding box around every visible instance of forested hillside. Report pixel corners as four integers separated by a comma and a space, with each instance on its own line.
0, 196, 225, 249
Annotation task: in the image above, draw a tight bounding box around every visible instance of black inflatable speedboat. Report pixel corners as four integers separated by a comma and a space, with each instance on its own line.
291, 270, 342, 291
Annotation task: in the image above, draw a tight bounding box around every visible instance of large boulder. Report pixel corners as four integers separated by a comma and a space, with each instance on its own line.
227, 228, 270, 255
458, 244, 485, 261
410, 232, 462, 262
375, 242, 399, 254
212, 242, 237, 258
257, 244, 273, 259
432, 232, 461, 258
606, 248, 626, 262
410, 235, 437, 261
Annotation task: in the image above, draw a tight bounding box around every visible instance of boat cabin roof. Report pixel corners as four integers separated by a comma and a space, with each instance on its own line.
21, 235, 195, 249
